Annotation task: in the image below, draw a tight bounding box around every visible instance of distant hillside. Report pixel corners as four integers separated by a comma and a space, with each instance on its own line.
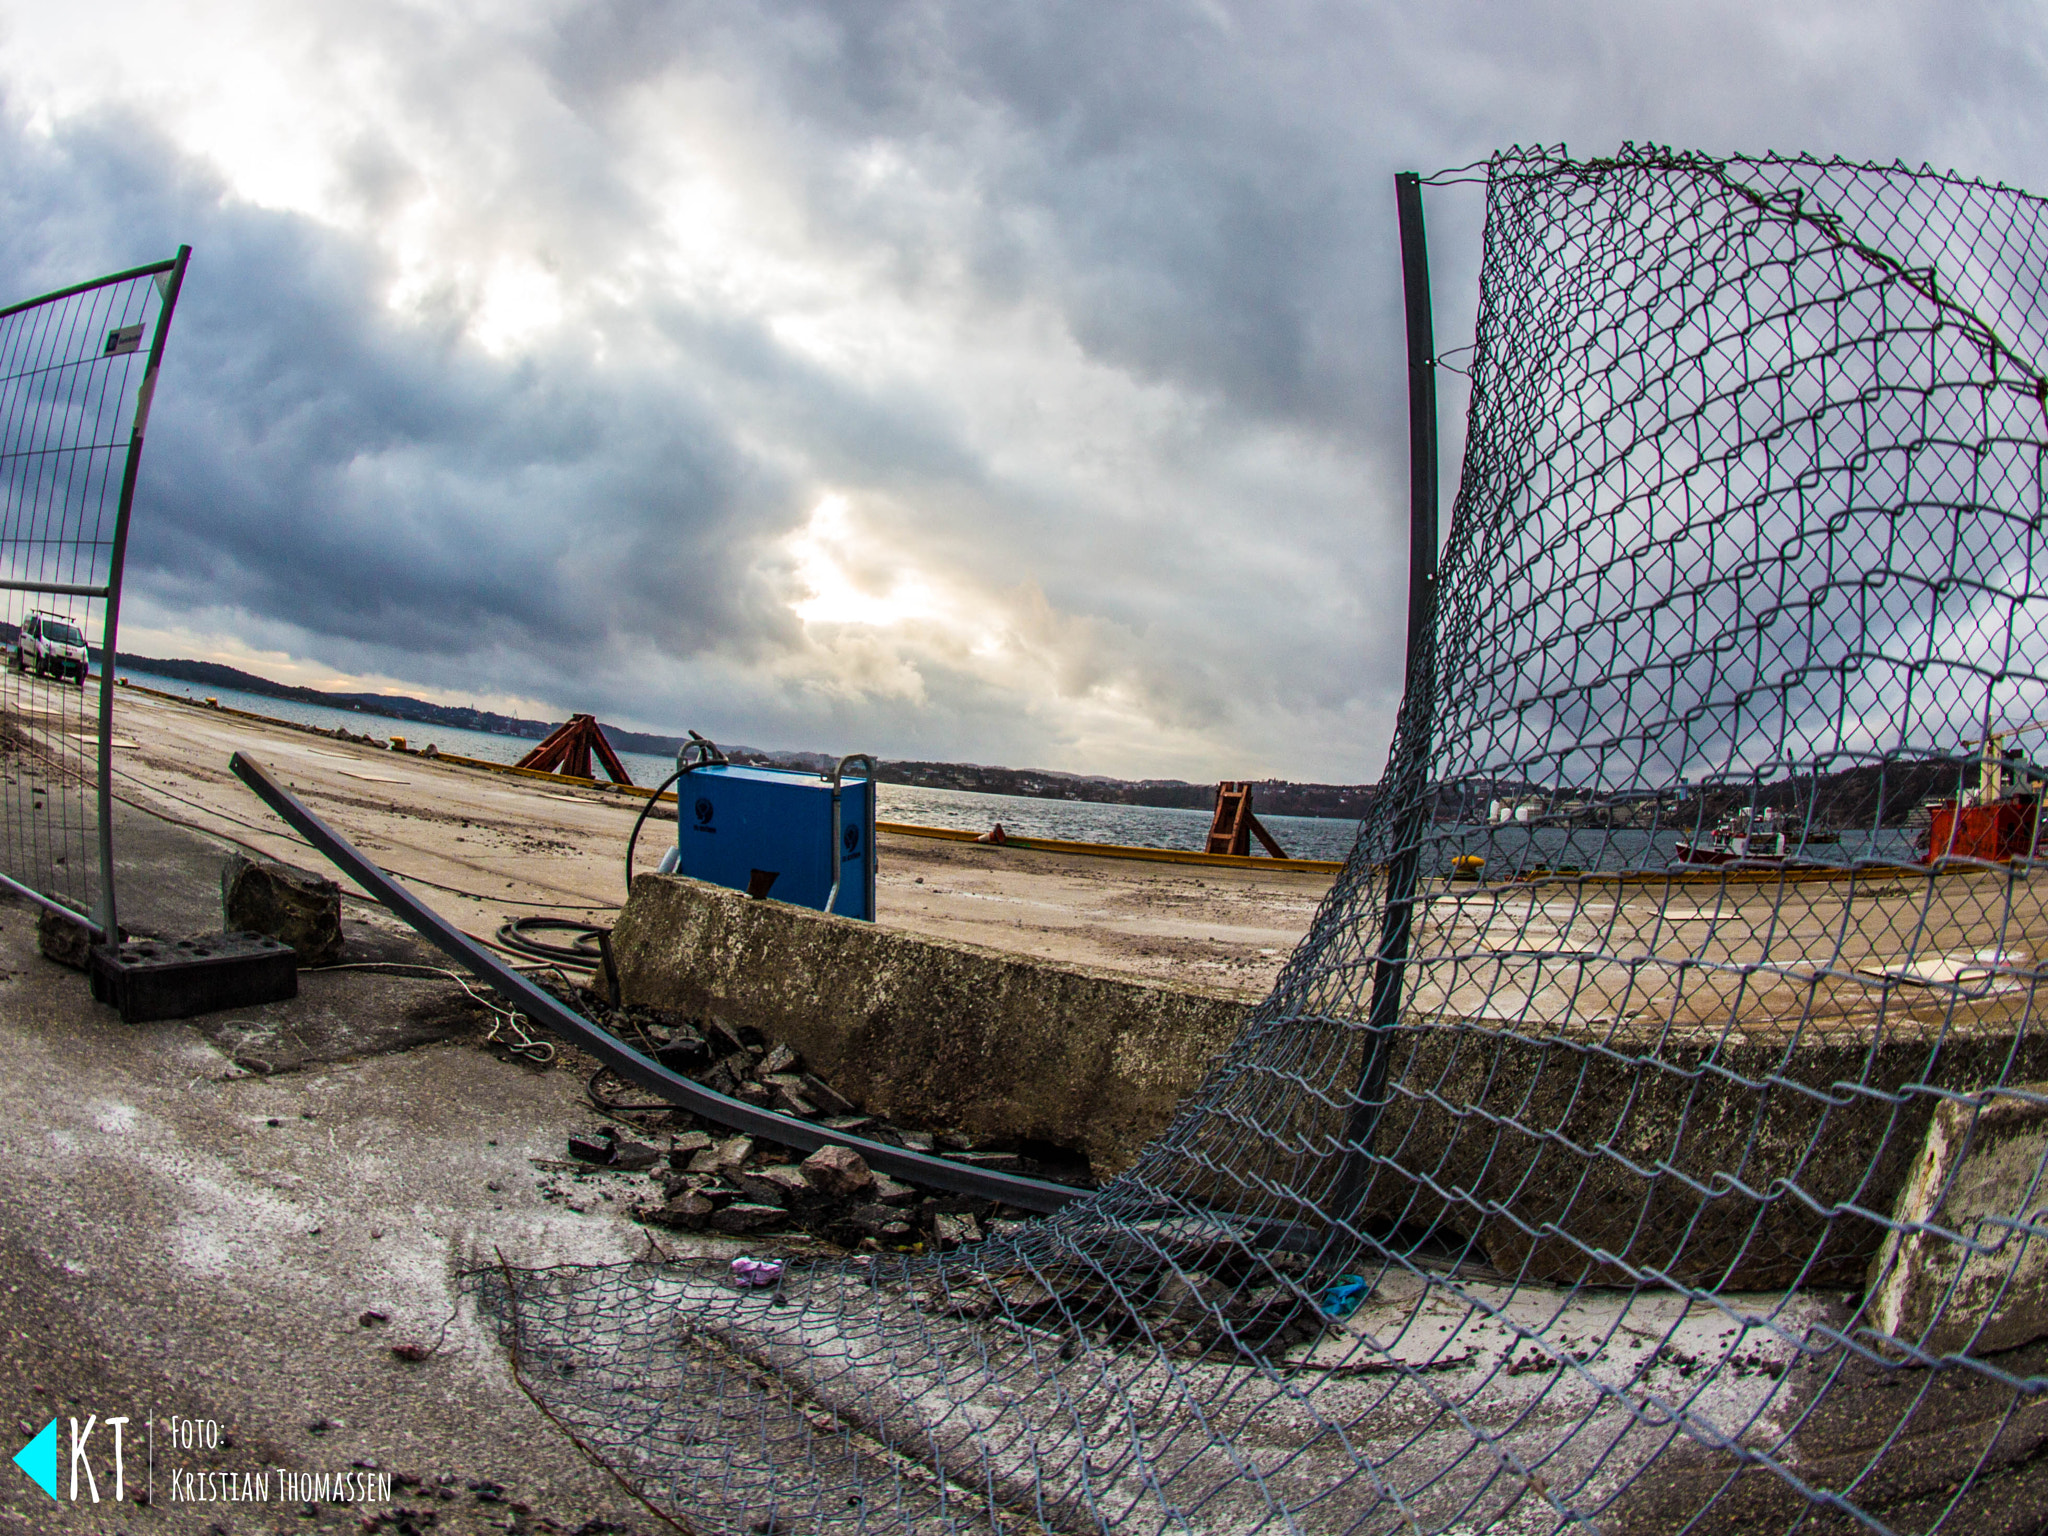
116, 653, 575, 743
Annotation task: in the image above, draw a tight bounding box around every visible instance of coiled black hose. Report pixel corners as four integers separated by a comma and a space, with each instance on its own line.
495, 915, 619, 1002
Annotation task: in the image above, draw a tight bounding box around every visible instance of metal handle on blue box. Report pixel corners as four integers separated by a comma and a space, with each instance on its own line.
826, 752, 875, 918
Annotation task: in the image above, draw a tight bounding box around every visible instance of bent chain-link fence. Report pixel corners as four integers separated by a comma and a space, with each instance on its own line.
0, 250, 190, 938
470, 147, 2048, 1533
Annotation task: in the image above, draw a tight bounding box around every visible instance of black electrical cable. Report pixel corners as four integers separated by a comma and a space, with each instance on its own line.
623, 736, 725, 896
496, 916, 622, 1002
494, 915, 608, 965
622, 768, 682, 896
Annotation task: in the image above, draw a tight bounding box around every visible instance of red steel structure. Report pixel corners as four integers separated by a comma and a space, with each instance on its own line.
516, 714, 634, 785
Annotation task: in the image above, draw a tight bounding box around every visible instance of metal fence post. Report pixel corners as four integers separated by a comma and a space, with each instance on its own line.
93, 246, 191, 939
1330, 170, 1441, 1231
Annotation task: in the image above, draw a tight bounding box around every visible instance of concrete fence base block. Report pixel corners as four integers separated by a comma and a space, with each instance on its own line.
1866, 1084, 2048, 1357
608, 873, 1250, 1176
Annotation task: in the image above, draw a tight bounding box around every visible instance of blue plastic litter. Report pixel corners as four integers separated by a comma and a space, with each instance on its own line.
1321, 1274, 1370, 1319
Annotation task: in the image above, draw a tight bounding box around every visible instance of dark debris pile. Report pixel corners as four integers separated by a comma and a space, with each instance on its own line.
910, 1225, 1332, 1361
541, 984, 1093, 1253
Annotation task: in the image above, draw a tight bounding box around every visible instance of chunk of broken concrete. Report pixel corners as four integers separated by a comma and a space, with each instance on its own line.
609, 1140, 661, 1172
870, 1172, 916, 1207
734, 1165, 811, 1207
800, 1073, 856, 1117
667, 1132, 713, 1165
656, 1192, 717, 1230
710, 1202, 785, 1234
800, 1144, 874, 1200
658, 1171, 708, 1200
567, 1134, 614, 1165
844, 1202, 905, 1235
685, 1134, 754, 1175
757, 1042, 801, 1078
932, 1212, 984, 1248
771, 1086, 820, 1118
221, 853, 344, 965
1867, 1083, 2048, 1356
35, 905, 98, 970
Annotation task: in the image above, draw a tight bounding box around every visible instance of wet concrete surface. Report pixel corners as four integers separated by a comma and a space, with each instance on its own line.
0, 806, 711, 1535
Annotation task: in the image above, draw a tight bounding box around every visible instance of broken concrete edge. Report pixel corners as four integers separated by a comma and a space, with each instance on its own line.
226, 750, 1084, 1214
1866, 1081, 2048, 1357
609, 870, 1252, 1177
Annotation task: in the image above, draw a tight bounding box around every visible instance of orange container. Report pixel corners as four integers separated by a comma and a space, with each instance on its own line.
1924, 798, 2039, 862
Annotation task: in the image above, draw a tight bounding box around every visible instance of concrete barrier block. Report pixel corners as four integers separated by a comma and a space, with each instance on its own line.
609, 873, 1250, 1176
1866, 1084, 2048, 1356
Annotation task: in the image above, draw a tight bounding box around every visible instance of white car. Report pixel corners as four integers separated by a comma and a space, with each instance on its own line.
12, 610, 90, 685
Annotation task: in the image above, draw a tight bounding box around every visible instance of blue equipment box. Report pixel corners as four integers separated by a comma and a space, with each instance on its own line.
673, 761, 876, 920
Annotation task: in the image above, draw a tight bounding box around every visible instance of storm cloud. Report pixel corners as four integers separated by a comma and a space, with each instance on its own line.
1, 0, 2041, 779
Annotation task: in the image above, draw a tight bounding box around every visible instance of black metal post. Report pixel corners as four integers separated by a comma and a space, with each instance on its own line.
1328, 172, 1441, 1235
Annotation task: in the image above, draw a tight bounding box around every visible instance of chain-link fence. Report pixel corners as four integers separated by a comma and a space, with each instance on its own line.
0, 250, 190, 938
470, 147, 2048, 1533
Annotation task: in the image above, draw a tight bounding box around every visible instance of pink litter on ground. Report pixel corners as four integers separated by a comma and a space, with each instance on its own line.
731, 1257, 784, 1288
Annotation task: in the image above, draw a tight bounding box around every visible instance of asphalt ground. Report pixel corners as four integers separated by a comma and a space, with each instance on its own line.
0, 805, 724, 1536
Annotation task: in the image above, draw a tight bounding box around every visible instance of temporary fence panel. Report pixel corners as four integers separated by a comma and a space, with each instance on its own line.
466, 149, 2048, 1534
0, 249, 190, 938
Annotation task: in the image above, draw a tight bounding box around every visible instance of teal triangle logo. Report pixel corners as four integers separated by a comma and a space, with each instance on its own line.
12, 1418, 57, 1501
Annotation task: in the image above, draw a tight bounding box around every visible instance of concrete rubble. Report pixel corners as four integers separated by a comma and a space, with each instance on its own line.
552, 979, 1077, 1252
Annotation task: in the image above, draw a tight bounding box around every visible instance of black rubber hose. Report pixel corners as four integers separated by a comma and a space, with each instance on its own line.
495, 915, 608, 964
624, 768, 684, 896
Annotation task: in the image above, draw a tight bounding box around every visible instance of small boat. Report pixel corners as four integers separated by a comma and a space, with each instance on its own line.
1675, 809, 1792, 866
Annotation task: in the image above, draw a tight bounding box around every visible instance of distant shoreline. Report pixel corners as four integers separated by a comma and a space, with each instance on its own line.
110, 652, 1381, 820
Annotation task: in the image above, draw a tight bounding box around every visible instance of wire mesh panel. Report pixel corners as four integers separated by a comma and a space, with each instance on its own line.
0, 250, 189, 936
473, 148, 2048, 1533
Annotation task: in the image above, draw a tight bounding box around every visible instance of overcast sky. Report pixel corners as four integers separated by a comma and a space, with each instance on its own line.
1, 2, 2042, 781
